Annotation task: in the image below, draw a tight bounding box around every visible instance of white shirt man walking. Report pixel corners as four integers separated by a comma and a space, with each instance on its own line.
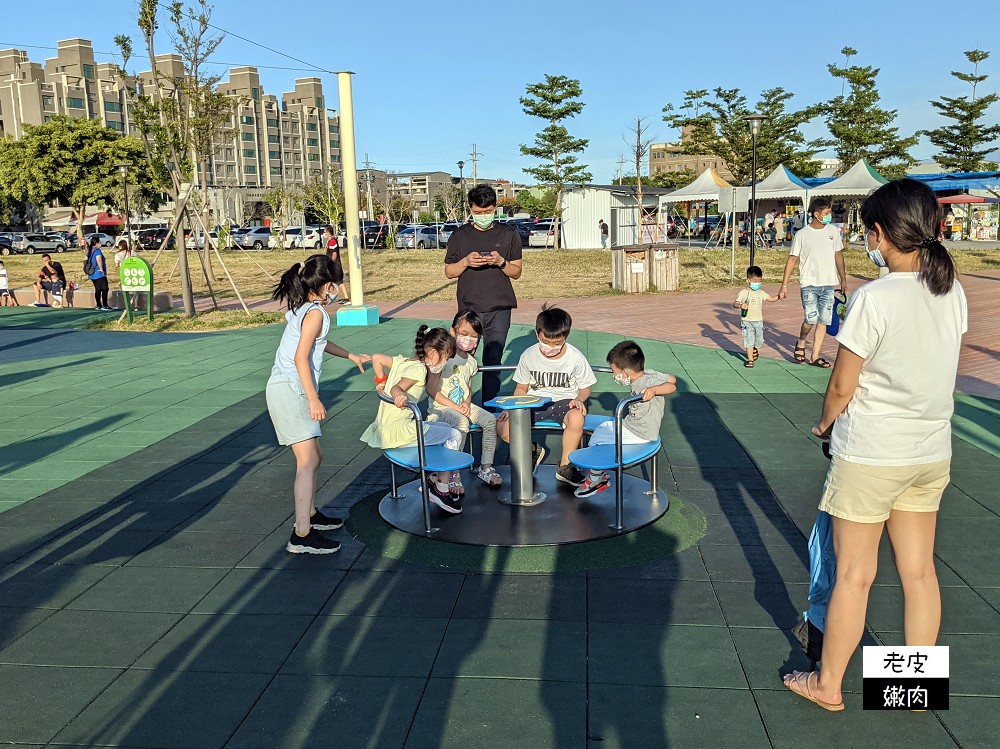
778, 198, 848, 368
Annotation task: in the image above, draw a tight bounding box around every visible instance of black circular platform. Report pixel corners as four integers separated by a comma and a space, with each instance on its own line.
378, 465, 669, 547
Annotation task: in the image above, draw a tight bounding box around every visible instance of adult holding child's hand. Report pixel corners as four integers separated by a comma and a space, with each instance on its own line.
444, 184, 523, 405
782, 179, 968, 713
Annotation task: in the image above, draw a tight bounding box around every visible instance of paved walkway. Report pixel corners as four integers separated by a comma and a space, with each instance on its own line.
0, 301, 998, 747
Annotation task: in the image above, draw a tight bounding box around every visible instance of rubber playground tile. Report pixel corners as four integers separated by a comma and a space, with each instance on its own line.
587, 546, 711, 582
124, 530, 265, 569
701, 511, 806, 548
0, 606, 56, 649
589, 621, 745, 688
190, 568, 343, 615
53, 668, 272, 749
134, 612, 313, 673
589, 578, 726, 627
587, 683, 771, 749
713, 580, 811, 630
0, 664, 124, 745
322, 570, 465, 619
404, 677, 586, 749
938, 484, 999, 518
0, 562, 113, 609
752, 688, 959, 749
178, 501, 292, 535
935, 696, 1000, 749
17, 526, 164, 568
226, 674, 424, 749
699, 542, 809, 584
0, 608, 182, 668
865, 585, 1000, 635
432, 617, 585, 682
450, 573, 585, 622
66, 565, 228, 613
0, 499, 111, 529
282, 614, 449, 678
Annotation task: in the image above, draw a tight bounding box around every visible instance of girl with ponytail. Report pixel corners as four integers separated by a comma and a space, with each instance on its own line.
266, 254, 371, 555
783, 179, 968, 712
361, 324, 466, 514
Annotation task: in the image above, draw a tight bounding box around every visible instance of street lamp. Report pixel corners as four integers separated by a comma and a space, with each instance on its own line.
457, 160, 465, 222
745, 113, 767, 267
116, 161, 133, 248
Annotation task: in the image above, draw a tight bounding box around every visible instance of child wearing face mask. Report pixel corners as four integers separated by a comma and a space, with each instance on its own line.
573, 341, 677, 497
362, 325, 466, 514
426, 310, 501, 491
267, 255, 371, 555
499, 304, 597, 487
733, 265, 780, 368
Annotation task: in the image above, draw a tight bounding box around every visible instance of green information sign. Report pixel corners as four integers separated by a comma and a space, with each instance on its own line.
119, 256, 154, 323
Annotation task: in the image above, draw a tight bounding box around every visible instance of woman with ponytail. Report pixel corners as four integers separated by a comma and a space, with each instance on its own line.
266, 254, 370, 554
361, 324, 465, 514
783, 179, 967, 711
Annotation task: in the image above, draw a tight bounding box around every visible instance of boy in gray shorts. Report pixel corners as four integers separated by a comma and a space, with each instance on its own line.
734, 265, 779, 368
574, 341, 676, 497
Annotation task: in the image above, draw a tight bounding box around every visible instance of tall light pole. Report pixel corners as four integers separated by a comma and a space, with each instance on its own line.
116, 161, 133, 246
745, 113, 767, 267
457, 160, 465, 222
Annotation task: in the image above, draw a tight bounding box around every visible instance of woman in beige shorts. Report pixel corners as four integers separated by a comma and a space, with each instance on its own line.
783, 179, 968, 711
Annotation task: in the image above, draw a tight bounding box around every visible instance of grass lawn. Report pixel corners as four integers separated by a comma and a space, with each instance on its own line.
6, 244, 998, 304
83, 309, 285, 332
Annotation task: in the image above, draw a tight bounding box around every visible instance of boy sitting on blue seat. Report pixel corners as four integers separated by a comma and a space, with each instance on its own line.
574, 340, 676, 497
497, 304, 597, 487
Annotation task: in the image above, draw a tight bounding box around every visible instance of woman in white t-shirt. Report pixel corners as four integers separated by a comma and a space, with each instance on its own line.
783, 179, 967, 712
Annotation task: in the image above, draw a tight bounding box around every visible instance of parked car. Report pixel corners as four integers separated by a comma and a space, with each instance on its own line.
84, 232, 115, 247
10, 233, 69, 254
503, 220, 532, 247
438, 222, 463, 247
362, 224, 406, 249
136, 228, 175, 251
238, 226, 275, 250
394, 226, 440, 249
45, 231, 75, 244
527, 221, 557, 247
275, 226, 324, 250
0, 236, 13, 255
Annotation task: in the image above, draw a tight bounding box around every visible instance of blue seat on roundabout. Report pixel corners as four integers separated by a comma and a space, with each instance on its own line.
568, 437, 662, 472
535, 414, 612, 433
384, 446, 474, 473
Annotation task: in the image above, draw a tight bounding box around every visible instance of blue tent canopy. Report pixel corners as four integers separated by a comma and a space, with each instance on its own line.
906, 172, 1000, 192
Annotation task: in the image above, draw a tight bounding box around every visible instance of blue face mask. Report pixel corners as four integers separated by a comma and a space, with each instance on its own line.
749, 282, 762, 291
820, 214, 833, 225
864, 230, 888, 268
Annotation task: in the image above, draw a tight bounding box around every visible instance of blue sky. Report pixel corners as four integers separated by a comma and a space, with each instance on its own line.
4, 0, 1000, 182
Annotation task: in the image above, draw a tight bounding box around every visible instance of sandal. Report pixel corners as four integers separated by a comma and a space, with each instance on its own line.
753, 347, 759, 361
476, 465, 502, 487
794, 344, 807, 363
448, 471, 465, 496
744, 360, 755, 368
809, 358, 832, 369
782, 671, 844, 712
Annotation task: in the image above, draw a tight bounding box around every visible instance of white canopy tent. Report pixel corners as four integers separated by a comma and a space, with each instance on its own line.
807, 159, 887, 197
661, 168, 733, 203
749, 164, 811, 202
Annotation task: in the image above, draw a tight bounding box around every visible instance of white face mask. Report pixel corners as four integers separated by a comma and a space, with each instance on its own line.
427, 361, 445, 374
864, 230, 888, 268
613, 371, 632, 387
455, 334, 479, 352
537, 340, 564, 357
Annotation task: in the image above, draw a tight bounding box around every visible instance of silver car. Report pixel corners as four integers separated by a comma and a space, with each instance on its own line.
394, 226, 440, 249
11, 233, 69, 254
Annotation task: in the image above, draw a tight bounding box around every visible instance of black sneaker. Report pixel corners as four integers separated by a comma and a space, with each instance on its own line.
427, 478, 463, 514
310, 509, 344, 531
286, 528, 341, 554
531, 442, 548, 472
555, 464, 586, 487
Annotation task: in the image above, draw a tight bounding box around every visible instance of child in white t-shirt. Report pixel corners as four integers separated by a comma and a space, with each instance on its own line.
498, 305, 597, 487
427, 310, 501, 493
0, 261, 16, 306
733, 265, 779, 368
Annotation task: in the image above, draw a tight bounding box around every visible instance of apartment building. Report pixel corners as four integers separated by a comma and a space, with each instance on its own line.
0, 39, 342, 198
649, 127, 735, 182
386, 171, 458, 212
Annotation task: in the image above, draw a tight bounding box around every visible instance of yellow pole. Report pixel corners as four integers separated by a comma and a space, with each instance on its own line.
337, 71, 364, 307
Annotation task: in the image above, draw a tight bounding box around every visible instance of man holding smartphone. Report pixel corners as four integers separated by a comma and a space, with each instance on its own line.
444, 184, 524, 405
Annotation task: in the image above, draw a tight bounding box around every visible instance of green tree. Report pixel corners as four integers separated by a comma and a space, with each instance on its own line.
302, 173, 344, 227
617, 170, 697, 190
520, 74, 591, 248
822, 47, 918, 177
0, 116, 148, 238
663, 87, 824, 183
515, 188, 557, 218
921, 49, 1000, 172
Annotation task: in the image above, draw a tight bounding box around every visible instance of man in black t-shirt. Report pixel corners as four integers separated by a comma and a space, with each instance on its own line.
32, 254, 66, 306
444, 184, 523, 404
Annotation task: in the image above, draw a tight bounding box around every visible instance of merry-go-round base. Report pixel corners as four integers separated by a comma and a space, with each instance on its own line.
377, 465, 670, 547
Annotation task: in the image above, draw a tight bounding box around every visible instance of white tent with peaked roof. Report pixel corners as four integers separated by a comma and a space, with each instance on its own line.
808, 159, 888, 197
751, 165, 811, 201
661, 168, 733, 203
